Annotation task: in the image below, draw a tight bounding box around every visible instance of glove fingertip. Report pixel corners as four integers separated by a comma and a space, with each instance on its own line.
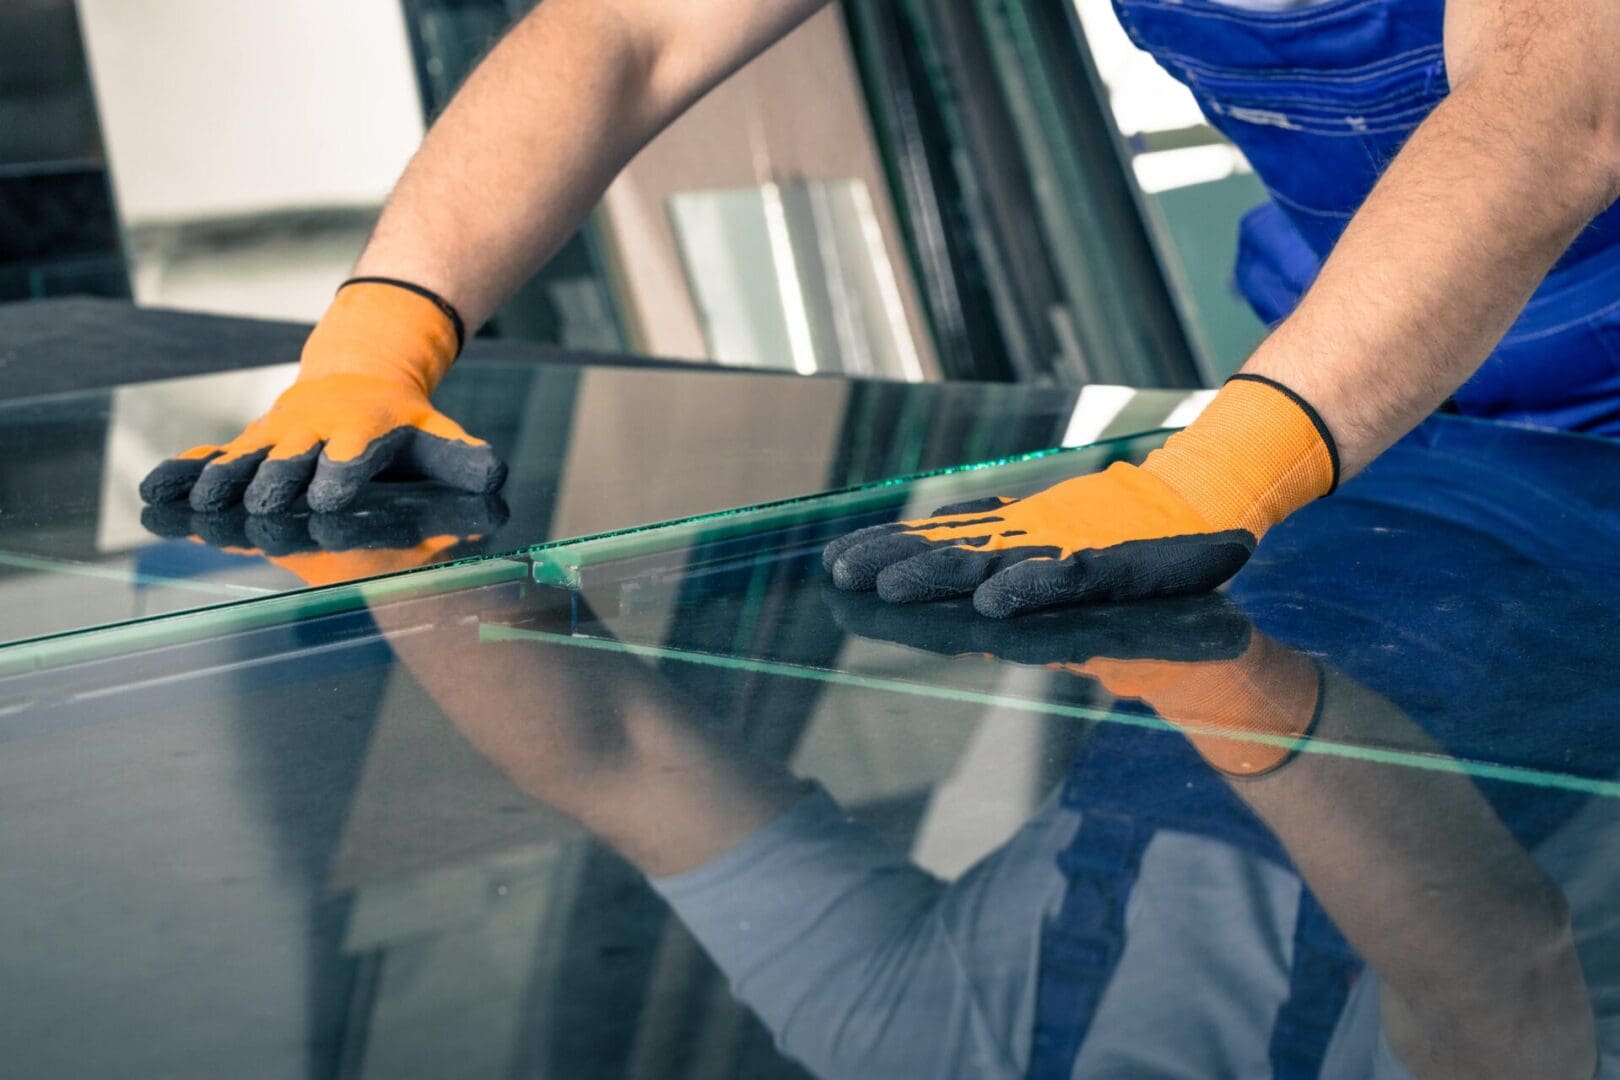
875, 571, 944, 605
411, 432, 509, 495
821, 531, 866, 574
305, 475, 363, 514
971, 586, 1028, 620
973, 559, 1087, 619
244, 484, 300, 516
188, 452, 267, 512
830, 557, 875, 591
443, 442, 506, 494
139, 454, 217, 505
474, 453, 508, 495
243, 450, 321, 516
139, 469, 190, 506
822, 534, 862, 574
876, 547, 994, 605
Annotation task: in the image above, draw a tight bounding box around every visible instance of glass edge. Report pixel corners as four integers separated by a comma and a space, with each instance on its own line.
0, 555, 528, 678
528, 427, 1177, 584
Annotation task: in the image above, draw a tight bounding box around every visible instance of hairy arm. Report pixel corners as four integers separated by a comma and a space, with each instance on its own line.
1244, 0, 1620, 475
354, 0, 832, 329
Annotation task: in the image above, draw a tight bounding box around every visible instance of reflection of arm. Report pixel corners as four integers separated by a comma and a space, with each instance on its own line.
373, 598, 1053, 1078
372, 598, 802, 878
1240, 1, 1620, 477
1078, 619, 1595, 1079
1225, 670, 1595, 1080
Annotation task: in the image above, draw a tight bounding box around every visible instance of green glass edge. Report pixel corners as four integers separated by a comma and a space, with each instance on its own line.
0, 556, 528, 678
482, 625, 1620, 800
529, 428, 1174, 586
0, 430, 1170, 669
0, 548, 272, 597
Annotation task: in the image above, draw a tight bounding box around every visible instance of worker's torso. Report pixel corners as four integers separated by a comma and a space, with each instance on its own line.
1114, 0, 1620, 434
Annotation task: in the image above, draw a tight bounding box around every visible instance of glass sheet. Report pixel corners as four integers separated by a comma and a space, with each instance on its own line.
0, 354, 1198, 652
5, 411, 1619, 1078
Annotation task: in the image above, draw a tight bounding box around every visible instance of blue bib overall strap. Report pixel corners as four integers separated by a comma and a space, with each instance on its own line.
1028, 724, 1359, 1080
1112, 0, 1620, 435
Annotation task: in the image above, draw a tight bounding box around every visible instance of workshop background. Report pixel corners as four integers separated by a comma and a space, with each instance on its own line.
3, 0, 1268, 390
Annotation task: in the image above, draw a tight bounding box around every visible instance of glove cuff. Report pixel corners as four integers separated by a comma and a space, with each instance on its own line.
1141, 374, 1339, 540
300, 278, 465, 394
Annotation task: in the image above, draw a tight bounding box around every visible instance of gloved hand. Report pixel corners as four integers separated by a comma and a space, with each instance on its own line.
139, 278, 507, 515
824, 589, 1321, 776
823, 375, 1338, 617
141, 487, 507, 587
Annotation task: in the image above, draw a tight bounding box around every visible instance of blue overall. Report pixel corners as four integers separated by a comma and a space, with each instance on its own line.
1030, 728, 1361, 1080
1112, 0, 1620, 435
1030, 414, 1620, 1079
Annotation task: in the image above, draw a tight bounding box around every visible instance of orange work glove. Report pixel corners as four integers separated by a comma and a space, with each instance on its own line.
823, 375, 1338, 617
139, 278, 506, 515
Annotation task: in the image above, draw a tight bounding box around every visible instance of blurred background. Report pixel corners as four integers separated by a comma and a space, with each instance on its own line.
3, 0, 1269, 387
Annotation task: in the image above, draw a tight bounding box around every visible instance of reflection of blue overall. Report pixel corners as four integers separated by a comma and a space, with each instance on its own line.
1032, 415, 1620, 1079
1112, 0, 1620, 434
1030, 730, 1360, 1080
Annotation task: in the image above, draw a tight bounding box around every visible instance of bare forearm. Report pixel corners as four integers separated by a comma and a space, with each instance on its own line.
1246, 22, 1620, 476
374, 600, 802, 878
354, 3, 662, 328
354, 0, 829, 330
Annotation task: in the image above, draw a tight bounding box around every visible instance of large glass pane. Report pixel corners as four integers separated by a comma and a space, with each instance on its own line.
5, 411, 1617, 1078
0, 348, 1204, 652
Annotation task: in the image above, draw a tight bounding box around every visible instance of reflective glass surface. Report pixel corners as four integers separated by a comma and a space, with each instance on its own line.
5, 412, 1619, 1078
0, 356, 1199, 652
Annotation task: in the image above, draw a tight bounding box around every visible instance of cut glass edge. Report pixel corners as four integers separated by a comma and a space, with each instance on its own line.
0, 427, 1171, 671
528, 428, 1174, 586
481, 624, 1620, 800
0, 556, 528, 678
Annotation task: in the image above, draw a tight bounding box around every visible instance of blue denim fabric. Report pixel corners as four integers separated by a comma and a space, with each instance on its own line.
1030, 728, 1358, 1080
1113, 0, 1620, 434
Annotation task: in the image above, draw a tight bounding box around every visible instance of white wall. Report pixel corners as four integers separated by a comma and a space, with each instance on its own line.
76, 0, 424, 225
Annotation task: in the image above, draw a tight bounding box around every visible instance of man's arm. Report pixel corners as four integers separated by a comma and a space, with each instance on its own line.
1245, 0, 1620, 476
823, 0, 1620, 615
139, 0, 831, 513
355, 0, 833, 331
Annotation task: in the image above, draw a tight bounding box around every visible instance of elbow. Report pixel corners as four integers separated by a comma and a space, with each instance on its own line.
1594, 110, 1620, 209
1562, 79, 1620, 212
1559, 60, 1620, 210
1523, 75, 1620, 215
1450, 35, 1620, 214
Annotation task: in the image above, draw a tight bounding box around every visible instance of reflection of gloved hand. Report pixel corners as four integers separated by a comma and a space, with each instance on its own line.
141, 488, 508, 587
824, 376, 1338, 617
139, 278, 507, 515
825, 589, 1321, 776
